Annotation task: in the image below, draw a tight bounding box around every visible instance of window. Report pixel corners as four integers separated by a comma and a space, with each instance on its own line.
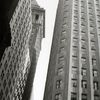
91, 50, 96, 58
62, 31, 66, 37
81, 68, 86, 76
73, 38, 78, 46
72, 79, 77, 87
72, 48, 77, 57
58, 56, 64, 63
92, 58, 96, 66
71, 92, 77, 100
73, 38, 78, 42
72, 68, 77, 79
81, 51, 86, 58
94, 81, 99, 90
62, 22, 67, 30
59, 47, 64, 54
91, 41, 95, 46
82, 94, 87, 100
60, 38, 66, 44
94, 95, 99, 100
55, 93, 62, 100
72, 56, 77, 63
81, 57, 86, 64
57, 67, 64, 76
91, 43, 95, 50
82, 80, 87, 88
81, 42, 86, 49
56, 80, 63, 89
35, 14, 39, 20
71, 79, 77, 92
93, 70, 97, 77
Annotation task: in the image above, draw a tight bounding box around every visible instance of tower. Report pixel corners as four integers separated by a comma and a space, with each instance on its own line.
22, 0, 45, 100
44, 0, 100, 100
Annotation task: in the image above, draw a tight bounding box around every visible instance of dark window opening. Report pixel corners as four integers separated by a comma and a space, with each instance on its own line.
71, 92, 77, 100
35, 14, 39, 20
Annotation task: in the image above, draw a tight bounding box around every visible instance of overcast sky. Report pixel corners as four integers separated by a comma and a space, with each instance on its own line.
30, 0, 59, 100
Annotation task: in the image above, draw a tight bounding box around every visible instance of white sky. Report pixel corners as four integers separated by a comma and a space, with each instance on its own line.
30, 0, 59, 100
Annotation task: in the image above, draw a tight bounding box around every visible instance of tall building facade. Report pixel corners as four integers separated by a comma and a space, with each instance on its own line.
0, 0, 45, 100
22, 0, 45, 100
44, 0, 100, 100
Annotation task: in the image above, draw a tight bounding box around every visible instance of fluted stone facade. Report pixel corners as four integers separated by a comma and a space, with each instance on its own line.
44, 0, 100, 100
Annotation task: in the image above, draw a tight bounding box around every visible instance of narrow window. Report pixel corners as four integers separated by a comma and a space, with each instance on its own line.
55, 93, 62, 100
71, 92, 77, 100
56, 80, 63, 89
35, 14, 39, 21
93, 70, 97, 77
94, 95, 99, 100
72, 79, 77, 87
82, 80, 87, 88
57, 67, 64, 76
81, 68, 86, 76
72, 68, 77, 79
94, 81, 99, 90
82, 94, 87, 100
92, 58, 96, 66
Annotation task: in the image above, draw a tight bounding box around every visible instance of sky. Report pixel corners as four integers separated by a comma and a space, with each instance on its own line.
30, 0, 59, 100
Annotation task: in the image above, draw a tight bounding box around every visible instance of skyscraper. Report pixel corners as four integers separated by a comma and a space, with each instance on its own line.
0, 0, 45, 100
44, 0, 100, 100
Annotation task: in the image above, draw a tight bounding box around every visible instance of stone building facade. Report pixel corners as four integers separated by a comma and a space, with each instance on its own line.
44, 0, 100, 100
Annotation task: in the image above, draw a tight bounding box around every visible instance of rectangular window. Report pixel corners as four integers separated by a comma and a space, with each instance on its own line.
62, 30, 66, 35
81, 68, 87, 76
56, 80, 63, 89
57, 67, 64, 76
72, 68, 77, 79
82, 80, 87, 88
82, 94, 87, 100
71, 92, 77, 100
81, 44, 86, 49
94, 95, 99, 100
93, 70, 98, 77
59, 47, 64, 54
81, 57, 86, 64
58, 56, 64, 63
94, 81, 99, 90
60, 39, 66, 46
81, 51, 86, 59
72, 48, 77, 57
55, 93, 62, 100
71, 79, 77, 92
92, 58, 96, 66
91, 50, 96, 57
72, 79, 77, 87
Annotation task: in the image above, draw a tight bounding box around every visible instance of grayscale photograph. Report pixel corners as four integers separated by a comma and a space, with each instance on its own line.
0, 0, 100, 100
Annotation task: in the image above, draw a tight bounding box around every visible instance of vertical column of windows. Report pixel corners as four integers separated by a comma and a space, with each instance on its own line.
71, 0, 79, 100
92, 0, 100, 99
88, 0, 100, 99
80, 0, 89, 100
